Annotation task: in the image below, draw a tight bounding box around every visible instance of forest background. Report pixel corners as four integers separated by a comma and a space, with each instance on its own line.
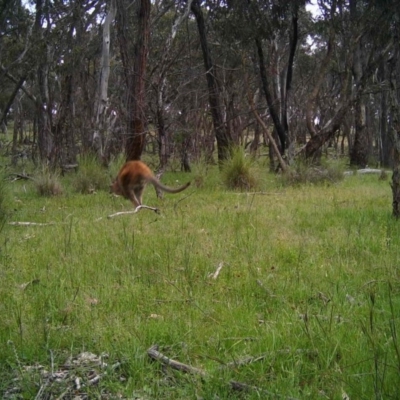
1, 0, 399, 182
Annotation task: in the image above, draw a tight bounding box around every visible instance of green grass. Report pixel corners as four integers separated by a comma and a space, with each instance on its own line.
0, 161, 399, 399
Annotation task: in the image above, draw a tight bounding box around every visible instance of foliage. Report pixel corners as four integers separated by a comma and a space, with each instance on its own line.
72, 155, 111, 194
34, 167, 63, 197
281, 158, 345, 186
221, 147, 258, 191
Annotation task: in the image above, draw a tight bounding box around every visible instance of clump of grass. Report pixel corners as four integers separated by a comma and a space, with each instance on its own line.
72, 154, 111, 194
281, 158, 345, 186
221, 146, 257, 191
191, 157, 220, 189
34, 166, 63, 196
0, 168, 8, 231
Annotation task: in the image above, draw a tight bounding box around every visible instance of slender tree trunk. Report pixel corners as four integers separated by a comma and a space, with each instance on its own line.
191, 0, 232, 164
349, 0, 369, 167
93, 0, 116, 164
389, 20, 400, 218
378, 60, 391, 167
35, 0, 53, 163
255, 38, 286, 154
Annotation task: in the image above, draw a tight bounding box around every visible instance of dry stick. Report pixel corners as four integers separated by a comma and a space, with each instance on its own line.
147, 345, 299, 399
209, 262, 224, 279
9, 221, 55, 226
108, 204, 160, 218
10, 173, 33, 180
147, 345, 207, 376
173, 190, 194, 212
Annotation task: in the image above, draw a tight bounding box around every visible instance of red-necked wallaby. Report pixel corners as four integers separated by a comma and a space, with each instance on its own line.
110, 161, 190, 207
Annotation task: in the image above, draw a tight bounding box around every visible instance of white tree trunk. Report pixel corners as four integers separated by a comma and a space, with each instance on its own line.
93, 0, 116, 160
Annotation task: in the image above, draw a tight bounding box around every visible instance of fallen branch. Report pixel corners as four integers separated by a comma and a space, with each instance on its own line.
9, 221, 55, 226
10, 173, 33, 181
147, 345, 206, 376
147, 345, 299, 399
108, 205, 160, 218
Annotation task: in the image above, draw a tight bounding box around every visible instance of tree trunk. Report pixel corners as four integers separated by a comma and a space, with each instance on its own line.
93, 0, 116, 164
125, 0, 150, 161
349, 0, 368, 167
350, 98, 368, 167
34, 0, 53, 162
389, 21, 400, 218
191, 0, 232, 164
255, 38, 286, 154
378, 60, 391, 167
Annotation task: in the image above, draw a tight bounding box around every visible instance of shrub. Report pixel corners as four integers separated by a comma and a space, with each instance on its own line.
72, 155, 111, 194
281, 158, 345, 186
34, 167, 63, 196
221, 146, 257, 191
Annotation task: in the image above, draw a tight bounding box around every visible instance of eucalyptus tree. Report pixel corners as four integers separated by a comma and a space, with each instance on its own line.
146, 0, 194, 168
303, 0, 395, 163
92, 0, 116, 164
388, 10, 400, 218
116, 0, 151, 161
348, 0, 396, 167
0, 0, 33, 138
31, 0, 103, 166
190, 0, 233, 164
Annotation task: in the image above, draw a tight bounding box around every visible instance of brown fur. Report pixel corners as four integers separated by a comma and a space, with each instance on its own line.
110, 161, 190, 207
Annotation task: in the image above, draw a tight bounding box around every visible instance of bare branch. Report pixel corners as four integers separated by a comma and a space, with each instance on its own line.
108, 205, 160, 218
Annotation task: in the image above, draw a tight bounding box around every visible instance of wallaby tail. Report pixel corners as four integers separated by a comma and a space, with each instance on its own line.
149, 176, 191, 194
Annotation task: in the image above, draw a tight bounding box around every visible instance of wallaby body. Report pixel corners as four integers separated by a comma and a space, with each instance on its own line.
111, 161, 190, 207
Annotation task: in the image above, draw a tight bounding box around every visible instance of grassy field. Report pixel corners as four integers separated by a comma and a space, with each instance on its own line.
0, 159, 399, 399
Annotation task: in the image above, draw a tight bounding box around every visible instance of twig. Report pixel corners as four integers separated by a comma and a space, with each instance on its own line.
9, 221, 55, 226
173, 190, 194, 211
108, 205, 160, 218
34, 382, 48, 400
10, 173, 33, 181
209, 262, 224, 279
147, 345, 206, 376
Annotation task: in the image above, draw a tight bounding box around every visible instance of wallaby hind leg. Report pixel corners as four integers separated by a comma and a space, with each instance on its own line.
134, 187, 144, 206
128, 190, 141, 207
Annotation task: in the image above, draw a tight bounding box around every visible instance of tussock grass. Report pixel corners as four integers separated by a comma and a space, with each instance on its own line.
34, 167, 63, 196
72, 154, 111, 194
1, 161, 399, 399
222, 147, 258, 191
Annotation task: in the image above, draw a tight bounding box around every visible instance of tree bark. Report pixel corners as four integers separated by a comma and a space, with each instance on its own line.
349, 0, 368, 167
34, 0, 53, 162
389, 20, 400, 218
93, 0, 116, 164
125, 0, 151, 161
255, 38, 286, 154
